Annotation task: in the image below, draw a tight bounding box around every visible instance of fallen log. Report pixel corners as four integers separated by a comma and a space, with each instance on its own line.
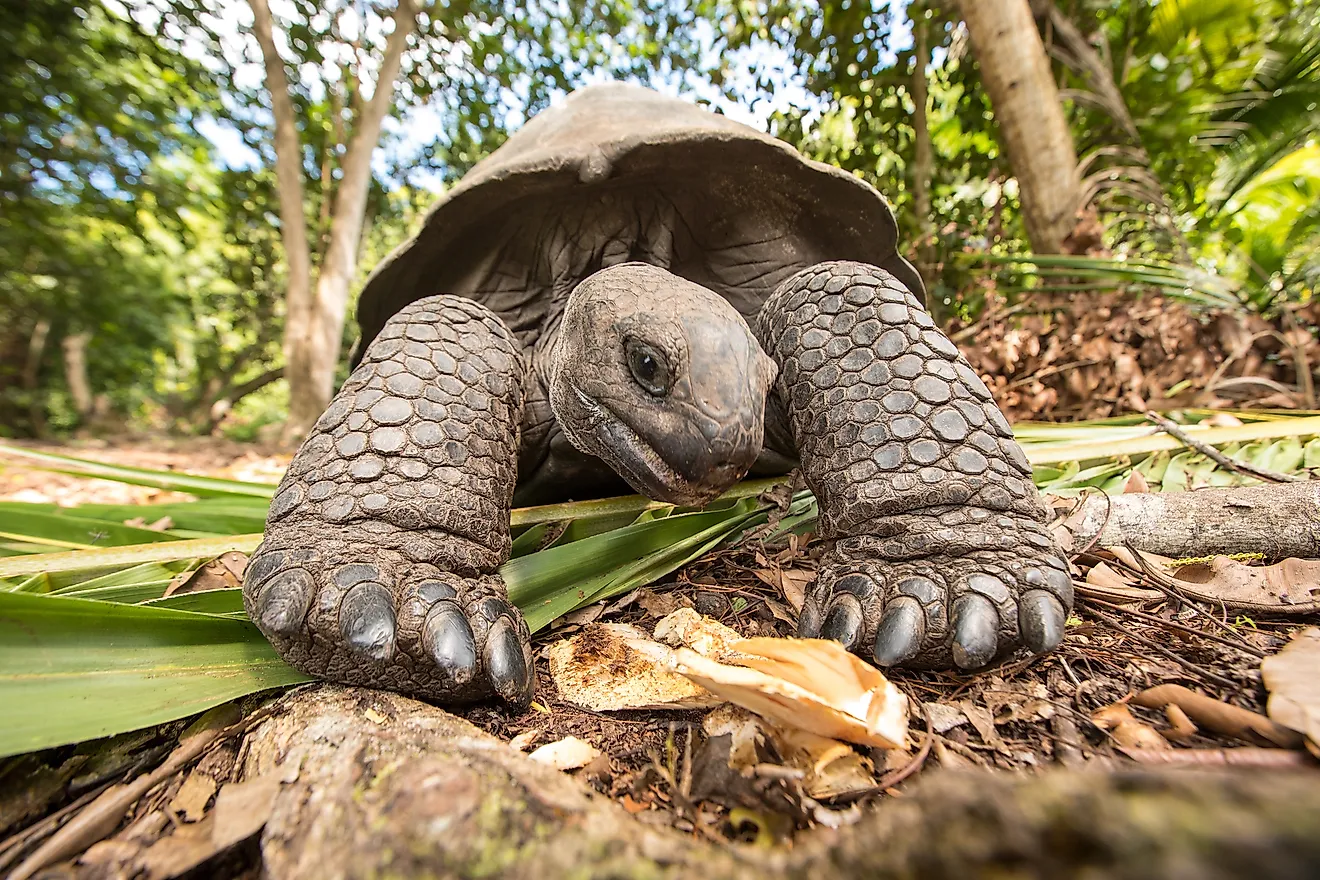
1054, 482, 1320, 559
239, 686, 1320, 879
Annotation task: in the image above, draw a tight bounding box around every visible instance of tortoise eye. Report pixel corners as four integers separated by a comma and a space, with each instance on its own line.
625, 339, 672, 397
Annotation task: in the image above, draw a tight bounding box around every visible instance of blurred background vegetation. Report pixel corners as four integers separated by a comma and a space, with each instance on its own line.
2, 0, 1316, 441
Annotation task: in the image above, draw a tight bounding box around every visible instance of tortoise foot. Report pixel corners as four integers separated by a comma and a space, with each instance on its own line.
246, 538, 534, 705
756, 261, 1074, 670
798, 517, 1073, 670
243, 294, 533, 705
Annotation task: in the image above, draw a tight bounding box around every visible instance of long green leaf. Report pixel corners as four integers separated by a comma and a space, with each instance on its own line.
0, 443, 277, 498
0, 592, 309, 758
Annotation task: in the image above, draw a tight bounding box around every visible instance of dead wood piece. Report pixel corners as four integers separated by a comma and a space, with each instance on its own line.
1056, 482, 1320, 559
237, 685, 1320, 880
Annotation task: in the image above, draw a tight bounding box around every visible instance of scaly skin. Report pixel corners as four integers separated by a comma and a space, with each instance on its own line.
754, 261, 1072, 669
243, 295, 534, 705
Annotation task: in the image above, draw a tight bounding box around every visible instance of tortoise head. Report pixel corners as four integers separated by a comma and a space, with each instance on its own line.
548, 262, 778, 506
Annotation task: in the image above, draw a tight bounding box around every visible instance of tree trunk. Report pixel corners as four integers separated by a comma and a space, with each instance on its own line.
238, 686, 1320, 879
280, 1, 419, 442
910, 3, 936, 290
61, 331, 93, 421
248, 0, 314, 445
22, 318, 50, 437
956, 0, 1083, 254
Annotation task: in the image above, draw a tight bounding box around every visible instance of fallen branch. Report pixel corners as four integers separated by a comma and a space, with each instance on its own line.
1145, 413, 1301, 483
232, 686, 1320, 879
1055, 482, 1320, 558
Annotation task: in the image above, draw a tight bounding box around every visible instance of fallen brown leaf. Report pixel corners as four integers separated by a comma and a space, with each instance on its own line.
1133, 684, 1304, 749
1092, 703, 1170, 751
1169, 557, 1320, 614
167, 771, 216, 823
1261, 627, 1320, 752
209, 776, 282, 851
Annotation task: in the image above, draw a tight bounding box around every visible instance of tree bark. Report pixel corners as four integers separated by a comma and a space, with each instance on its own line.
22, 318, 50, 437
239, 686, 1320, 879
956, 0, 1083, 254
61, 332, 93, 421
248, 0, 314, 444
910, 3, 936, 290
282, 1, 419, 441
1056, 482, 1320, 558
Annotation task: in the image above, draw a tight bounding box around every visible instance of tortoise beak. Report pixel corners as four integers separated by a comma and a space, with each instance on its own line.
573, 387, 747, 506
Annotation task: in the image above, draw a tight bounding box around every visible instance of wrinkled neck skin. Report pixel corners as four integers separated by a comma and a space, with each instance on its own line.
526, 262, 778, 507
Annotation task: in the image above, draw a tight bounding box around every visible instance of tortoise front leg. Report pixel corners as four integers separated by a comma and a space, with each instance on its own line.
755, 261, 1073, 670
243, 296, 534, 706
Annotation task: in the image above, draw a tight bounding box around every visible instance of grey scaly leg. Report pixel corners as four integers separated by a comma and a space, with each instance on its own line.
755, 261, 1072, 669
243, 295, 534, 705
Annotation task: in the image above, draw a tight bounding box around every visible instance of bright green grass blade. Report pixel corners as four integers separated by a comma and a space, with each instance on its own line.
47, 499, 272, 535
0, 592, 310, 758
0, 535, 262, 580
0, 509, 186, 551
143, 589, 246, 615
0, 443, 277, 499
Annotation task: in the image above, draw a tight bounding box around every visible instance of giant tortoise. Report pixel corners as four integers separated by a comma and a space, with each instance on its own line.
243, 83, 1073, 706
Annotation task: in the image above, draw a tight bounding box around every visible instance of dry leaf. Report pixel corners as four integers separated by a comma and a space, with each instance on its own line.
1261, 627, 1320, 750
1133, 684, 1303, 748
779, 570, 815, 612
163, 552, 248, 599
1170, 557, 1320, 613
508, 729, 541, 751
960, 702, 1006, 752
529, 736, 601, 770
209, 776, 281, 851
924, 703, 969, 734
167, 771, 216, 823
546, 624, 721, 712
1162, 704, 1198, 743
636, 589, 686, 618
1092, 703, 1170, 751
674, 638, 909, 750
1122, 470, 1150, 493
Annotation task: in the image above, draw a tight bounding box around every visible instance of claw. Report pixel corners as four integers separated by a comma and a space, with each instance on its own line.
256, 568, 314, 635
820, 594, 863, 650
872, 596, 924, 667
1019, 590, 1066, 654
339, 582, 397, 661
484, 616, 533, 708
951, 593, 997, 670
422, 601, 477, 685
797, 598, 824, 638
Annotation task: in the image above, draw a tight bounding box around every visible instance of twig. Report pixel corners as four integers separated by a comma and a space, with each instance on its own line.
1144, 412, 1301, 483
1118, 544, 1268, 650
1086, 608, 1239, 690
1080, 595, 1266, 659
1005, 359, 1100, 391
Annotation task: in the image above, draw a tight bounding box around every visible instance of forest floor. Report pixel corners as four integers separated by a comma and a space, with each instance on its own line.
2, 434, 1314, 851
